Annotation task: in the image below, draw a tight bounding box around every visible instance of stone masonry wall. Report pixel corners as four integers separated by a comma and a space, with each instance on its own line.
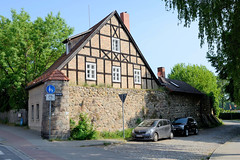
41, 80, 70, 139
69, 86, 210, 132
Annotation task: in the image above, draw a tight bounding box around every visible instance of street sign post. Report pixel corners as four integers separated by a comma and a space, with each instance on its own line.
119, 93, 127, 139
46, 85, 55, 139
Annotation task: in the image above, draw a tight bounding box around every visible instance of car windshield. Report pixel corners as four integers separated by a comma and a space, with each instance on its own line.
138, 120, 157, 127
173, 118, 187, 124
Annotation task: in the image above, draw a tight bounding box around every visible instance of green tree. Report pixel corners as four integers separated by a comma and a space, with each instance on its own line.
168, 63, 221, 116
163, 0, 240, 104
0, 9, 73, 111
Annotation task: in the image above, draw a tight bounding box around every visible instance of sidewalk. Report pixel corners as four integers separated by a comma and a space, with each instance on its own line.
210, 135, 240, 160
0, 124, 125, 160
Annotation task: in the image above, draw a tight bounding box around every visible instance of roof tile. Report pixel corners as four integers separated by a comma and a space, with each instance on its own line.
27, 70, 69, 89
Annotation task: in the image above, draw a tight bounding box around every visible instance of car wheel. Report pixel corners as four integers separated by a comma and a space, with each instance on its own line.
153, 133, 158, 142
184, 129, 189, 137
169, 132, 174, 139
194, 128, 199, 135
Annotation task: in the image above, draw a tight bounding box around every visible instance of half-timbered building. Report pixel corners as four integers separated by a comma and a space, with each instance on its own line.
28, 11, 159, 90
26, 11, 213, 139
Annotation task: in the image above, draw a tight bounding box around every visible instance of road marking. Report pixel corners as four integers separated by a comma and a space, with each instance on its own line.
0, 150, 4, 155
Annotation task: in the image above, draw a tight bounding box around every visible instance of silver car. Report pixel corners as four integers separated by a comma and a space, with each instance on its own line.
132, 119, 173, 142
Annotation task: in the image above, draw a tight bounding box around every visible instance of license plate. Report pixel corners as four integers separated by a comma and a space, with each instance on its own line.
136, 135, 143, 137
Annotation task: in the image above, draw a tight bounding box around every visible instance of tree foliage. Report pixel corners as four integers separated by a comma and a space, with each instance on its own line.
163, 0, 240, 104
168, 63, 221, 116
0, 9, 73, 111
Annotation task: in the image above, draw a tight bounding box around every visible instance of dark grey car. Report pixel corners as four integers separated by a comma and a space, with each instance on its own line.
132, 119, 173, 142
172, 117, 199, 136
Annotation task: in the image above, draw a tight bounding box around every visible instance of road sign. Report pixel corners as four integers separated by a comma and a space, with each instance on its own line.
119, 93, 127, 103
46, 85, 55, 94
55, 93, 63, 96
119, 93, 127, 139
46, 94, 55, 101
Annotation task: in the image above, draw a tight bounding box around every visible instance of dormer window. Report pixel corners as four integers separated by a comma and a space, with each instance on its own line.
112, 38, 120, 52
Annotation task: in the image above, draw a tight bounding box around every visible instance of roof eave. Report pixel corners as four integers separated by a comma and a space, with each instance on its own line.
25, 81, 44, 90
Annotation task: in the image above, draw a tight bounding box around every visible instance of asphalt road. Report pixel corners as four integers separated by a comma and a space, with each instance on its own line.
0, 120, 239, 160
0, 145, 30, 160
105, 120, 240, 160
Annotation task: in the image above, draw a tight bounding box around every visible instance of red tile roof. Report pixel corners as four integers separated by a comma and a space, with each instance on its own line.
26, 70, 69, 89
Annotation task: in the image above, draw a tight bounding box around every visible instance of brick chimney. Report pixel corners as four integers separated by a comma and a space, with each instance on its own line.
120, 12, 130, 32
157, 67, 165, 78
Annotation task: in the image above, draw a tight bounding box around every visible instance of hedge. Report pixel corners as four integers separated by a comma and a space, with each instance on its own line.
219, 113, 240, 120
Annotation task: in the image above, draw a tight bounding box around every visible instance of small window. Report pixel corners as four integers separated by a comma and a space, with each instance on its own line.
134, 69, 141, 84
86, 62, 96, 80
36, 104, 39, 120
112, 38, 120, 52
31, 105, 34, 121
112, 66, 121, 82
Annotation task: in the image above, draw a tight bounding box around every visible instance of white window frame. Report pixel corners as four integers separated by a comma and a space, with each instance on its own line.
112, 66, 121, 82
86, 62, 96, 80
134, 69, 141, 84
112, 37, 120, 52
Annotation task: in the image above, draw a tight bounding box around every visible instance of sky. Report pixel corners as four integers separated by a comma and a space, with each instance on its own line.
0, 0, 216, 77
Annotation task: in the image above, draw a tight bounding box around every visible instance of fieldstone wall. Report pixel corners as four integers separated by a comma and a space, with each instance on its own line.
41, 80, 70, 139
69, 86, 211, 132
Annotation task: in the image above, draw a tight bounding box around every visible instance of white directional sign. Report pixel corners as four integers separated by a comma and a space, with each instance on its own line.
46, 94, 55, 101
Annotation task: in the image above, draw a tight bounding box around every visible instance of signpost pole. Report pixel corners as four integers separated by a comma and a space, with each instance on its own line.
122, 101, 125, 139
119, 93, 127, 139
46, 85, 55, 140
49, 100, 51, 139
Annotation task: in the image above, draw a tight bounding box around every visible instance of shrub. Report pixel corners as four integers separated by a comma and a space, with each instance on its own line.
70, 113, 96, 140
96, 128, 133, 140
70, 119, 76, 130
136, 118, 142, 125
219, 113, 240, 119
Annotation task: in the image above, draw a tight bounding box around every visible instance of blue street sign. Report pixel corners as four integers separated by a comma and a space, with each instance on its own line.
46, 85, 55, 94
